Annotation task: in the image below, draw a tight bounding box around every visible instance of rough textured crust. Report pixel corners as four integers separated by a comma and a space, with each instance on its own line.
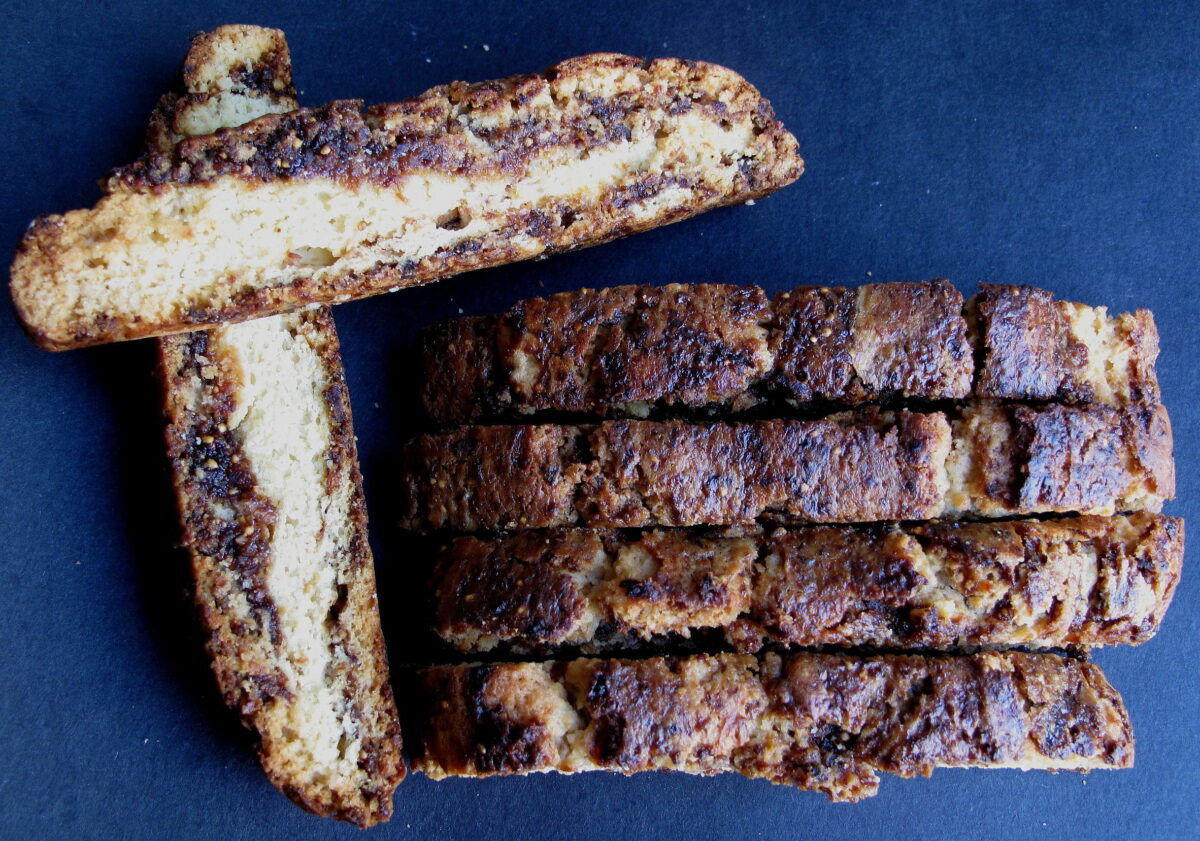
973, 284, 1161, 406
411, 651, 1133, 798
430, 514, 1182, 653
418, 280, 1161, 423
420, 280, 973, 423
398, 410, 953, 531
399, 402, 1173, 531
948, 402, 1174, 517
156, 26, 402, 827
11, 52, 803, 350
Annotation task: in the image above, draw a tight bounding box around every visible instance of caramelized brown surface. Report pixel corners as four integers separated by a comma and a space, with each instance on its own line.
412, 652, 1133, 799
399, 410, 952, 530
419, 280, 1159, 423
400, 401, 1173, 531
430, 514, 1182, 653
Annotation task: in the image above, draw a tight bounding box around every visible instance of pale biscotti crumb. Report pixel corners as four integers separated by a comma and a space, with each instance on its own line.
11, 52, 803, 350
157, 26, 403, 827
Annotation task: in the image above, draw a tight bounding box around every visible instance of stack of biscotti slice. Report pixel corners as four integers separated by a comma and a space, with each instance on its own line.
153, 27, 402, 827
404, 280, 1180, 796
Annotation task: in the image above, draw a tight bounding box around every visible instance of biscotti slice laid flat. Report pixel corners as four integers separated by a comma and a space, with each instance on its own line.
11, 52, 802, 351
431, 513, 1183, 654
411, 651, 1132, 799
419, 280, 1159, 424
157, 26, 403, 827
399, 403, 1172, 531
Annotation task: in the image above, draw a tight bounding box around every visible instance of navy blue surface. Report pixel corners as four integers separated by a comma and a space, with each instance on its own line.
2, 1, 1197, 838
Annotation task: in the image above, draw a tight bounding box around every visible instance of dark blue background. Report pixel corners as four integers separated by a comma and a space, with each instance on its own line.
2, 1, 1196, 838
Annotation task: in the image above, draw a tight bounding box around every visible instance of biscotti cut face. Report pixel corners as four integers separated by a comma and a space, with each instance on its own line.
430, 514, 1182, 654
11, 52, 802, 350
162, 312, 404, 826
399, 410, 953, 531
157, 26, 403, 827
411, 652, 1132, 799
418, 280, 1159, 424
398, 403, 1172, 531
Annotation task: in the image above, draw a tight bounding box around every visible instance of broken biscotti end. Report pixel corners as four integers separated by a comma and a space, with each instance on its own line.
410, 652, 1133, 797
972, 283, 1161, 406
944, 402, 1174, 518
10, 53, 803, 351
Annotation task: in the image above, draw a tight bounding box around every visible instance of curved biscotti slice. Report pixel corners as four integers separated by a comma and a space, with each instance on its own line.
162, 313, 404, 826
398, 410, 953, 531
418, 280, 1160, 424
11, 52, 802, 350
157, 26, 403, 827
411, 651, 1132, 799
430, 514, 1183, 654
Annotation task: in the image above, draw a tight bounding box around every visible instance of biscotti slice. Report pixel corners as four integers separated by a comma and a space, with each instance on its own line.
430, 513, 1182, 653
399, 401, 1172, 531
411, 651, 1132, 799
418, 280, 1162, 423
399, 410, 953, 531
11, 52, 802, 350
973, 283, 1161, 405
157, 26, 403, 827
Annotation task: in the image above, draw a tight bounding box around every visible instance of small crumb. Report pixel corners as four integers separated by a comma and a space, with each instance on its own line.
744, 199, 755, 206
482, 44, 490, 51
374, 402, 380, 409
457, 307, 464, 314
866, 271, 872, 277
425, 58, 431, 63
463, 44, 468, 49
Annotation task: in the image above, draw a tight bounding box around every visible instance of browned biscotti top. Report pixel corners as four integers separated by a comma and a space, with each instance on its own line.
398, 409, 953, 531
973, 283, 1161, 405
399, 402, 1173, 532
418, 281, 1159, 423
112, 53, 797, 189
11, 52, 802, 351
430, 513, 1183, 654
411, 651, 1133, 799
948, 402, 1174, 517
417, 281, 1156, 422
